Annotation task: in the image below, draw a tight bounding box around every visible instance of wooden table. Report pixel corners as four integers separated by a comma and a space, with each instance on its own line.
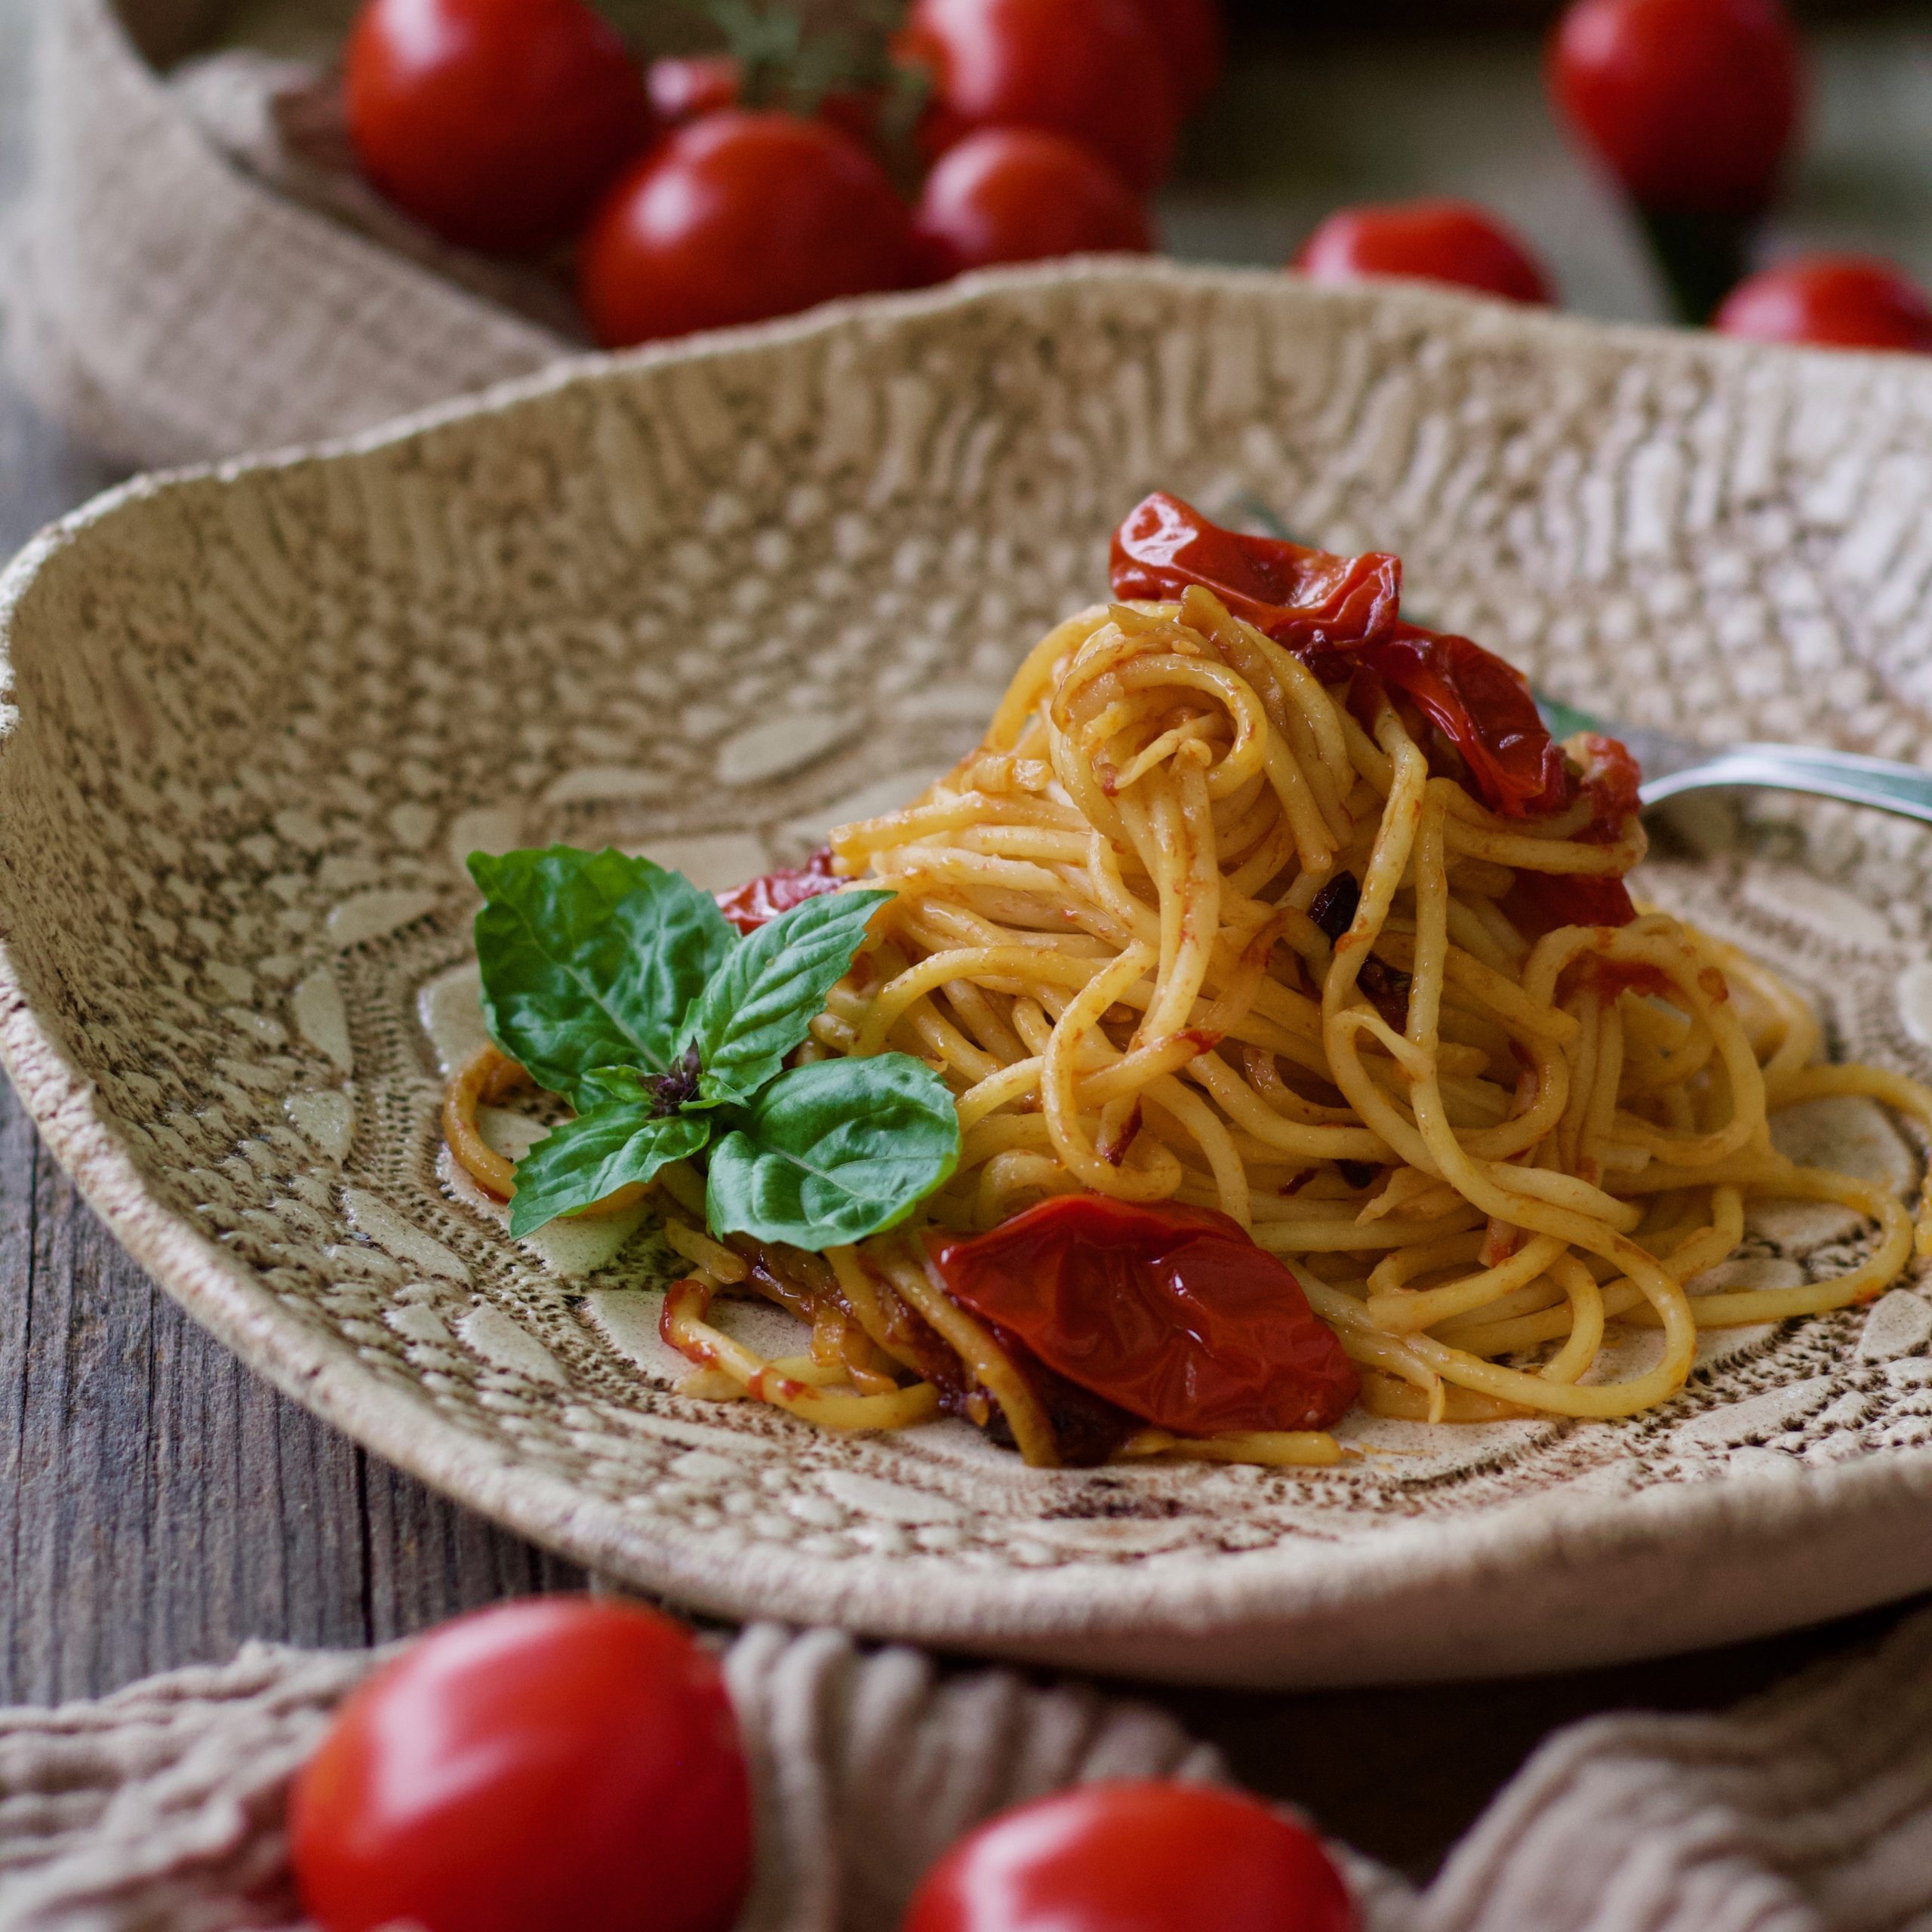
4, 0, 1930, 1889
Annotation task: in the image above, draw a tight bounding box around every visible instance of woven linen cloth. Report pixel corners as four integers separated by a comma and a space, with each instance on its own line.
1414, 1604, 1932, 1932
5, 0, 571, 469
7, 1609, 1932, 1930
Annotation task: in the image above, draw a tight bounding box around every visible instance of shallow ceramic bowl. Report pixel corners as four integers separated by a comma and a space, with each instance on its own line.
8, 262, 1932, 1687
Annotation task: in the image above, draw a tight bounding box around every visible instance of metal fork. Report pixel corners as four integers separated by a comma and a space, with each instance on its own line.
1220, 496, 1932, 827
1533, 692, 1932, 827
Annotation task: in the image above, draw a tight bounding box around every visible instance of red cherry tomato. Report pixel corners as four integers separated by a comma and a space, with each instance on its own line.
1714, 254, 1932, 352
645, 54, 884, 149
1549, 0, 1802, 217
579, 111, 920, 349
647, 53, 741, 128
344, 0, 652, 255
901, 0, 1179, 192
914, 128, 1152, 278
901, 1782, 1357, 1932
1134, 0, 1226, 112
290, 1598, 752, 1932
1296, 199, 1554, 306
716, 847, 847, 934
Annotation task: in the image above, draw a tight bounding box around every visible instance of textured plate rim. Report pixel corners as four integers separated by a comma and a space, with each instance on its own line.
5, 259, 1932, 1686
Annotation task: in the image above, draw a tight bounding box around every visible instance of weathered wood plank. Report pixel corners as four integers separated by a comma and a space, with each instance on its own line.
0, 1068, 45, 1702
0, 1068, 582, 1706
143, 1280, 371, 1666
1, 1081, 357, 1701
8, 1102, 167, 1703
362, 1456, 584, 1644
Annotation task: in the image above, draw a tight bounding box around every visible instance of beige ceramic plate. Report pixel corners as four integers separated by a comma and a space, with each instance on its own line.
8, 263, 1932, 1687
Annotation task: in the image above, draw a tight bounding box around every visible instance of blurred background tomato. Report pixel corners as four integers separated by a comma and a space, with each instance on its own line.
1175, 0, 1930, 342
269, 0, 1932, 353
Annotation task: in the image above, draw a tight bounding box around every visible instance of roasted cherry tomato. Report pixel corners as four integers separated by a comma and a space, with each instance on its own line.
1570, 731, 1644, 842
900, 0, 1179, 192
1501, 730, 1649, 934
1134, 0, 1226, 112
1714, 254, 1932, 352
1295, 199, 1554, 306
716, 847, 847, 934
578, 111, 919, 349
290, 1598, 752, 1932
901, 1782, 1357, 1932
932, 1198, 1360, 1435
1549, 0, 1802, 217
1357, 623, 1574, 817
344, 0, 652, 255
1111, 493, 1582, 816
1505, 870, 1638, 938
1483, 730, 1647, 939
1111, 490, 1401, 651
914, 128, 1151, 278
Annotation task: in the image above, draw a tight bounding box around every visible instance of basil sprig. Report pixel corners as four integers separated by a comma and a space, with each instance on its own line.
468, 848, 960, 1244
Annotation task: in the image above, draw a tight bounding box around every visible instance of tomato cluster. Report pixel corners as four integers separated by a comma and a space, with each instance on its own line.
291, 1598, 1355, 1932
1546, 0, 1928, 348
344, 0, 1930, 372
1287, 0, 1930, 357
343, 0, 1221, 349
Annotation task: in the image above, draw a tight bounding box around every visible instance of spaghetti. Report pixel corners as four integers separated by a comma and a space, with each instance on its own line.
446, 495, 1932, 1467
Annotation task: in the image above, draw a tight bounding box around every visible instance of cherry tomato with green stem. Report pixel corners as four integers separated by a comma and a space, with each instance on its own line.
900, 1782, 1357, 1932
289, 1597, 752, 1932
900, 0, 1179, 192
578, 110, 921, 349
1295, 200, 1554, 306
1549, 0, 1802, 217
914, 127, 1152, 278
1549, 0, 1803, 320
1715, 254, 1932, 352
345, 0, 653, 255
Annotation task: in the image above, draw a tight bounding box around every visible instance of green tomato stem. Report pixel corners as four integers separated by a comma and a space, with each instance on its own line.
1638, 207, 1756, 328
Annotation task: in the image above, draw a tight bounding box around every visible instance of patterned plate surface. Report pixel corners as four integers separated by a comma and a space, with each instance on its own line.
7, 263, 1932, 1687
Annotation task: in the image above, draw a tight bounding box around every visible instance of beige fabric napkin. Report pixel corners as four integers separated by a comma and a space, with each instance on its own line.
6, 1607, 1932, 1930
1414, 1604, 1932, 1932
7, 0, 567, 469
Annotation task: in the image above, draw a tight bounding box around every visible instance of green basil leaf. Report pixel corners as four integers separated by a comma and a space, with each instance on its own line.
469, 847, 737, 1105
686, 888, 893, 1106
507, 1102, 711, 1238
577, 1066, 653, 1106
705, 1053, 960, 1248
